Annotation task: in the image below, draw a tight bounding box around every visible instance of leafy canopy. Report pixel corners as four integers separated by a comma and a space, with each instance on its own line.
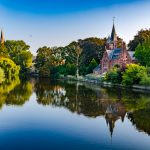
128, 29, 150, 51
0, 57, 20, 79
122, 64, 146, 85
135, 38, 150, 67
4, 40, 33, 74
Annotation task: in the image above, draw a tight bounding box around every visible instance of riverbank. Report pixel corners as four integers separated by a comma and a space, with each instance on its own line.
59, 74, 150, 92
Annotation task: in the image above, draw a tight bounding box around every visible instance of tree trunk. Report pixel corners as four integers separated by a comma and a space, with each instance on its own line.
76, 54, 79, 79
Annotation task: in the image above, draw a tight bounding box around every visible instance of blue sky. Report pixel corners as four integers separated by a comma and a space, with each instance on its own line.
0, 0, 150, 54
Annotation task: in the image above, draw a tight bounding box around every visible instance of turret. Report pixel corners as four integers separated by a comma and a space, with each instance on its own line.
106, 18, 118, 50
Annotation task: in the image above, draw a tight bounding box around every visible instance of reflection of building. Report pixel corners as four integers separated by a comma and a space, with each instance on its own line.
101, 101, 126, 137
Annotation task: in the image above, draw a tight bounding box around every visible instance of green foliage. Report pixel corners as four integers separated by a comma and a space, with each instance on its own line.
135, 38, 150, 66
122, 64, 146, 85
139, 73, 150, 86
34, 37, 109, 78
5, 40, 30, 54
65, 63, 76, 75
128, 29, 150, 51
4, 40, 33, 74
105, 66, 122, 84
87, 58, 98, 74
104, 64, 150, 86
65, 42, 82, 78
0, 57, 20, 79
16, 50, 33, 74
0, 78, 33, 109
116, 37, 124, 48
5, 81, 33, 105
129, 107, 150, 135
0, 67, 5, 83
0, 44, 8, 57
35, 46, 65, 77
35, 46, 52, 70
79, 37, 106, 65
63, 38, 107, 76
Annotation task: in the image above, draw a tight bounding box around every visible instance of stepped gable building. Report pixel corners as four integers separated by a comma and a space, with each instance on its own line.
100, 23, 135, 74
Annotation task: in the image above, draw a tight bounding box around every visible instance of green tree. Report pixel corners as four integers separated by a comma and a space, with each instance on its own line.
5, 40, 30, 55
87, 58, 98, 74
79, 37, 106, 65
65, 42, 82, 79
128, 29, 150, 51
35, 46, 52, 70
105, 66, 122, 84
0, 44, 8, 57
0, 67, 5, 83
35, 46, 64, 77
0, 57, 20, 79
16, 50, 33, 74
5, 40, 33, 74
139, 72, 150, 86
122, 64, 146, 85
135, 38, 150, 66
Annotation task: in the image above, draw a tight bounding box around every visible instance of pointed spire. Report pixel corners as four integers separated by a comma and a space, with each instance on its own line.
105, 114, 115, 139
0, 29, 4, 44
111, 18, 117, 42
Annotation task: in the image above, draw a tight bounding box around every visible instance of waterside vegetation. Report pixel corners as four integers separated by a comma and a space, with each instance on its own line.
0, 28, 150, 88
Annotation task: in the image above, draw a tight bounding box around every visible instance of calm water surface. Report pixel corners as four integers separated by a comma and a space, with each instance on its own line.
0, 78, 150, 150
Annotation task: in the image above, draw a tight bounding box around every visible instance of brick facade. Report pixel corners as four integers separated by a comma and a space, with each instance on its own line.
100, 24, 135, 74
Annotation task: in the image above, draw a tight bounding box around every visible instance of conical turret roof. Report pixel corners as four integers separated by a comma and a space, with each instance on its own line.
111, 23, 117, 41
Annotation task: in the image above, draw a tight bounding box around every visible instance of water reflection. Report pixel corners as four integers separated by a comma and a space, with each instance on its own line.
34, 79, 150, 137
0, 78, 33, 108
1, 78, 150, 138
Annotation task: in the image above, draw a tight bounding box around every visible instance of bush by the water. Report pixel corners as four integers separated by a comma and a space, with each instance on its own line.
104, 64, 150, 86
122, 64, 146, 85
105, 66, 122, 84
140, 73, 150, 86
0, 57, 20, 79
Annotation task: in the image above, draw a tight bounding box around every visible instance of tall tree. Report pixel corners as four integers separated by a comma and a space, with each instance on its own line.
5, 40, 33, 74
79, 37, 106, 65
128, 29, 150, 51
135, 38, 150, 66
65, 42, 82, 79
35, 46, 64, 77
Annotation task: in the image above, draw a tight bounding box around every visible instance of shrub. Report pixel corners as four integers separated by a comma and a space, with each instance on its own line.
0, 67, 5, 83
66, 63, 76, 75
140, 73, 150, 86
87, 58, 98, 73
105, 67, 122, 84
122, 64, 146, 85
0, 57, 20, 79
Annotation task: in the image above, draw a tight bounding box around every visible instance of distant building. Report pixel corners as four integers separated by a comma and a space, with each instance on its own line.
97, 22, 136, 74
0, 29, 4, 45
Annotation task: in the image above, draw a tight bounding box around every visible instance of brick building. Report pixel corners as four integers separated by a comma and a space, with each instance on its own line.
100, 23, 135, 74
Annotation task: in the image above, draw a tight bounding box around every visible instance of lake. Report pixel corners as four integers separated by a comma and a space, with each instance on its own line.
0, 78, 150, 150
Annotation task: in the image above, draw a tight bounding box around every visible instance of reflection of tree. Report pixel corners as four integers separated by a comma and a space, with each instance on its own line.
35, 79, 150, 137
5, 82, 33, 105
0, 78, 20, 108
0, 78, 33, 109
128, 102, 150, 136
35, 79, 66, 105
34, 79, 104, 117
